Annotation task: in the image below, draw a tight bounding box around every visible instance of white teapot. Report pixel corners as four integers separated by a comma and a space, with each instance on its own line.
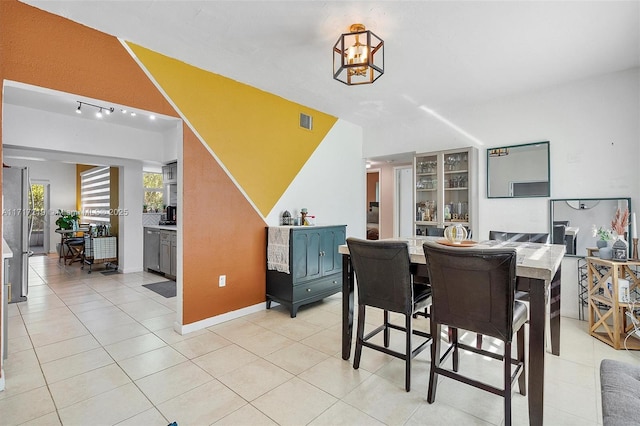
444, 224, 468, 244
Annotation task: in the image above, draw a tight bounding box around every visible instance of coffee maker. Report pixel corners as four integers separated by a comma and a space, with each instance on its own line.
161, 205, 177, 225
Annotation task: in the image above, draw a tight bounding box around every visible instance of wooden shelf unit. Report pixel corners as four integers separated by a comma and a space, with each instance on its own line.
587, 256, 640, 350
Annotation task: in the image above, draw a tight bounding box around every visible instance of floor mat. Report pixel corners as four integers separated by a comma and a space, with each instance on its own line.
142, 281, 176, 298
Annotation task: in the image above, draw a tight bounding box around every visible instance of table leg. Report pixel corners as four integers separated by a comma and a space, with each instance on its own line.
342, 254, 354, 360
528, 277, 547, 426
549, 266, 562, 356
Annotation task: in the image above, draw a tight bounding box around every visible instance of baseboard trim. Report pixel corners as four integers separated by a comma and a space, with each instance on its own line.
175, 302, 267, 335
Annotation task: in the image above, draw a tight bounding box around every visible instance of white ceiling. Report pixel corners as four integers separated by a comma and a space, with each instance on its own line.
14, 1, 640, 162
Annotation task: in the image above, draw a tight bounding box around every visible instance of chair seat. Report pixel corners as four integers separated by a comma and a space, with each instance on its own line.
413, 284, 432, 312
66, 237, 84, 245
513, 301, 527, 334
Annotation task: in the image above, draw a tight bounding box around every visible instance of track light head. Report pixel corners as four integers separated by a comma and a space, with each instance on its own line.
76, 102, 82, 114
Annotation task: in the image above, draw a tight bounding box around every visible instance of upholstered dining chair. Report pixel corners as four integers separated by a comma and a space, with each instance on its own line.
346, 237, 433, 392
489, 230, 549, 243
422, 242, 527, 426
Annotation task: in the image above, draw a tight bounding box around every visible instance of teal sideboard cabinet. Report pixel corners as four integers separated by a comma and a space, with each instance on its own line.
266, 225, 346, 317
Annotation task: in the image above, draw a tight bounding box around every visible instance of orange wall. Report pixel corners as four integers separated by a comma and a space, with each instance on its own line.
366, 172, 379, 207
183, 128, 267, 322
0, 0, 267, 325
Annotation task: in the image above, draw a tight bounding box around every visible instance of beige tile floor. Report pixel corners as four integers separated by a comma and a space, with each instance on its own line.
1, 254, 638, 425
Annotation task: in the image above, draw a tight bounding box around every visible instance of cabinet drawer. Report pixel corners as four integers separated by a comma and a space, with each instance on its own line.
293, 275, 341, 300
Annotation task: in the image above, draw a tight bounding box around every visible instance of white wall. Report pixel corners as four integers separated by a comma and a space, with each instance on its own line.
364, 68, 640, 319
266, 119, 365, 238
3, 105, 177, 164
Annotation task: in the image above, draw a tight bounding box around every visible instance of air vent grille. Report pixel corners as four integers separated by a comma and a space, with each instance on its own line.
299, 113, 313, 130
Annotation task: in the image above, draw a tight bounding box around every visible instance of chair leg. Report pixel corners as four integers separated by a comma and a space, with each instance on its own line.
405, 314, 412, 392
353, 305, 366, 369
451, 327, 459, 372
476, 333, 483, 349
517, 327, 526, 396
384, 310, 390, 348
427, 322, 441, 403
504, 341, 513, 426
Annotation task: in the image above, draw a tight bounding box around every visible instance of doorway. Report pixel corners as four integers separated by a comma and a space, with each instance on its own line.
366, 170, 380, 240
29, 181, 49, 255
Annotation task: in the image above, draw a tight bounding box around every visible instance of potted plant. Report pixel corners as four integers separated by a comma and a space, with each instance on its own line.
592, 225, 613, 248
55, 209, 79, 230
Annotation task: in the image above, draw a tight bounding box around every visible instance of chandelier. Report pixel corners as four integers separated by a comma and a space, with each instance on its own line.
333, 24, 384, 86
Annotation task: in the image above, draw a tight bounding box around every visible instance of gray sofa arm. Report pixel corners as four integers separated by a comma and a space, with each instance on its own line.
600, 359, 640, 426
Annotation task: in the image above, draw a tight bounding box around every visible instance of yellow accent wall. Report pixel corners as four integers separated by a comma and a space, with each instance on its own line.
126, 43, 337, 217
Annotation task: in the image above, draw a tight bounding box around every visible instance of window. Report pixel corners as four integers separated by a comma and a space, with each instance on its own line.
143, 172, 163, 212
80, 166, 110, 224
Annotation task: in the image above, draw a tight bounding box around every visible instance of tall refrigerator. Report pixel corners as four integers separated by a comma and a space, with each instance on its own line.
2, 166, 30, 303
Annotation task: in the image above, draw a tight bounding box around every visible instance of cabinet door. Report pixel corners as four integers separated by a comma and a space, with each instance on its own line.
442, 149, 469, 228
320, 226, 346, 276
170, 233, 177, 276
415, 153, 439, 235
291, 229, 322, 283
160, 232, 171, 274
162, 163, 177, 184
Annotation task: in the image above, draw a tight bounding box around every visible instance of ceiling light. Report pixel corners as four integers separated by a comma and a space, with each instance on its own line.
75, 101, 114, 117
121, 109, 127, 114
333, 23, 384, 86
149, 115, 156, 120
130, 112, 136, 117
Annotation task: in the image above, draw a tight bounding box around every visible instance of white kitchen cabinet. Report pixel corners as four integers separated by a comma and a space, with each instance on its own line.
414, 147, 478, 237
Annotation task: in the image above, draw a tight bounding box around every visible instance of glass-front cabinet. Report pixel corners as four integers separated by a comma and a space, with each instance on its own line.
415, 147, 477, 237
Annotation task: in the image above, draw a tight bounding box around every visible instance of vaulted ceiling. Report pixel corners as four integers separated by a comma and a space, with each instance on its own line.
17, 1, 640, 157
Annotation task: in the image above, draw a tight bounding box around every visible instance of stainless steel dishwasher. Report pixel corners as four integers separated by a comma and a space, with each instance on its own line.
144, 228, 161, 273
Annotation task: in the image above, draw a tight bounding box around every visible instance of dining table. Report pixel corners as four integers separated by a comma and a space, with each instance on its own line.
339, 236, 565, 426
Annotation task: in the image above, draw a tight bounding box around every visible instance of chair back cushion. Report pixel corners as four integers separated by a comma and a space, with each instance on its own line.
552, 224, 566, 245
423, 242, 517, 341
489, 230, 549, 243
347, 237, 413, 314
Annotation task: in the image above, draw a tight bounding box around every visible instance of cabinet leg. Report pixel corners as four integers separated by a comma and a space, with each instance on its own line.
291, 306, 298, 318
266, 300, 272, 309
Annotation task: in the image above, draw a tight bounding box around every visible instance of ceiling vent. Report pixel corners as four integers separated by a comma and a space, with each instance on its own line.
299, 113, 313, 131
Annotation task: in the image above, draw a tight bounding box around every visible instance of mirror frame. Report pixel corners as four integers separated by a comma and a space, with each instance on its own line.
549, 197, 632, 257
486, 141, 550, 198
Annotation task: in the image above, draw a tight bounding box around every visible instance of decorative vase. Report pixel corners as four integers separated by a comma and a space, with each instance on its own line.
596, 240, 608, 249
599, 247, 613, 260
444, 224, 467, 244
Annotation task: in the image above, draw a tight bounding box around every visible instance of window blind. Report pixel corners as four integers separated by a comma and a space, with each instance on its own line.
80, 166, 110, 224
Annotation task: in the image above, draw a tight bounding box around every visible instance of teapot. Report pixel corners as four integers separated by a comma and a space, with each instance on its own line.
444, 224, 468, 244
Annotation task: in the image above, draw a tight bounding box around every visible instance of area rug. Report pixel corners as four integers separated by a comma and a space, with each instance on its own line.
142, 280, 176, 298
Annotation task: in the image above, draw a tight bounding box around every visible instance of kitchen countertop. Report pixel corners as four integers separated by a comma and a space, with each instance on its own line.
144, 225, 177, 231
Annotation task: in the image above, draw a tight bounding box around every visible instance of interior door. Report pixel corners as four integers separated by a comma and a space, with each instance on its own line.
396, 166, 414, 238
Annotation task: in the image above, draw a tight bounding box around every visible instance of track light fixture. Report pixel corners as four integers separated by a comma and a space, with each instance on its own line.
75, 101, 114, 117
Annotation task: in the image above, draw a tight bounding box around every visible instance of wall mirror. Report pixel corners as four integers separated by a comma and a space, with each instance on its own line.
550, 198, 631, 257
487, 141, 550, 198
